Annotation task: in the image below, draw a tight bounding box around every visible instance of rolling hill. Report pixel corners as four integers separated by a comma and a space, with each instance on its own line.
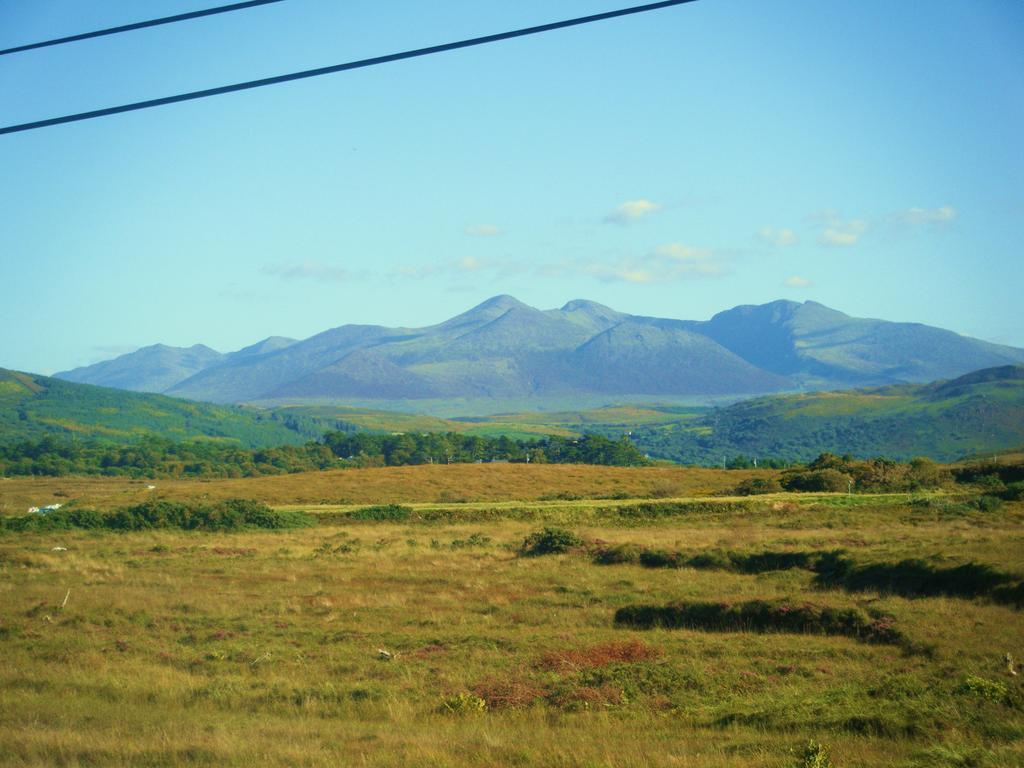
3, 364, 1023, 465
690, 300, 1022, 387
0, 368, 325, 448
628, 365, 1024, 463
52, 296, 1024, 410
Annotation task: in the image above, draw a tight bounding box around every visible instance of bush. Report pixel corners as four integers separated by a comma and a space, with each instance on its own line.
907, 457, 945, 489
1, 510, 76, 532
66, 508, 106, 529
593, 544, 642, 565
686, 550, 735, 571
795, 740, 834, 768
734, 477, 783, 496
1, 499, 314, 532
614, 599, 904, 644
811, 552, 1015, 599
971, 495, 1003, 513
955, 676, 1009, 704
609, 501, 753, 519
438, 692, 487, 715
781, 469, 853, 493
953, 461, 1024, 486
348, 504, 413, 521
638, 549, 686, 568
1000, 481, 1024, 501
519, 527, 583, 556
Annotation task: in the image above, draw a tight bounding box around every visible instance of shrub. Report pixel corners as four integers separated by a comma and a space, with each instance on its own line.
638, 549, 685, 568
734, 477, 783, 495
992, 581, 1024, 607
795, 740, 834, 768
539, 491, 583, 501
438, 692, 487, 715
955, 676, 1009, 704
1001, 481, 1024, 501
450, 532, 492, 549
686, 550, 735, 571
971, 495, 1003, 513
907, 457, 946, 489
519, 527, 583, 556
781, 469, 853, 493
1, 499, 314, 532
953, 461, 1024, 486
813, 552, 1016, 599
614, 600, 904, 644
593, 544, 642, 565
348, 504, 413, 521
66, 508, 106, 529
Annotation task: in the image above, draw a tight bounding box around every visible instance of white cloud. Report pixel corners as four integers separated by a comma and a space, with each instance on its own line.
757, 227, 797, 246
392, 243, 725, 286
604, 198, 662, 224
262, 261, 357, 282
392, 256, 520, 280
585, 243, 726, 284
811, 212, 868, 247
654, 242, 713, 260
464, 224, 503, 237
784, 275, 811, 288
808, 205, 955, 248
894, 205, 956, 225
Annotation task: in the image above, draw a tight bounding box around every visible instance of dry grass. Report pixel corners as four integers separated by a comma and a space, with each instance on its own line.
0, 463, 774, 512
1, 490, 1022, 767
536, 639, 661, 671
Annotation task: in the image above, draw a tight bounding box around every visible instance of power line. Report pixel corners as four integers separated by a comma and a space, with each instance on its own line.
0, 0, 698, 136
0, 0, 287, 57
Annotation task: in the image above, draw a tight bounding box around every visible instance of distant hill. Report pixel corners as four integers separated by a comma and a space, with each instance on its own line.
4, 364, 1023, 464
53, 296, 1024, 408
628, 365, 1024, 463
691, 300, 1024, 387
56, 344, 225, 393
0, 368, 325, 448
55, 336, 297, 394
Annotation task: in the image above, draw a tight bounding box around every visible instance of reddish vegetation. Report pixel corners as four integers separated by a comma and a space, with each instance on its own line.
536, 639, 661, 672
471, 677, 548, 710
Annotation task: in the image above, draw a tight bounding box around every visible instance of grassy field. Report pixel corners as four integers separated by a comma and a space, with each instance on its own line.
1, 467, 1023, 767
0, 463, 770, 514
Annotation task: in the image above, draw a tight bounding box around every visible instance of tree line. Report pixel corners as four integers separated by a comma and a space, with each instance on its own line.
0, 431, 648, 478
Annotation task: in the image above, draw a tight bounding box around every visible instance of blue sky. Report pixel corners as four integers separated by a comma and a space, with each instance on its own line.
2, 0, 1022, 374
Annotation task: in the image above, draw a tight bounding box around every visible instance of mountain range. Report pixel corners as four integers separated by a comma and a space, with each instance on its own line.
55, 296, 1024, 408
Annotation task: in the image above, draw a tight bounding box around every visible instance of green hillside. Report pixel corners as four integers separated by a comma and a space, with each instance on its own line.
0, 369, 332, 448
4, 364, 1022, 467
629, 365, 1024, 464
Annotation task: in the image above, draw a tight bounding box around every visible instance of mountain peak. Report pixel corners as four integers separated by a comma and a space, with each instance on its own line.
437, 295, 535, 331
474, 295, 531, 312
560, 299, 617, 314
